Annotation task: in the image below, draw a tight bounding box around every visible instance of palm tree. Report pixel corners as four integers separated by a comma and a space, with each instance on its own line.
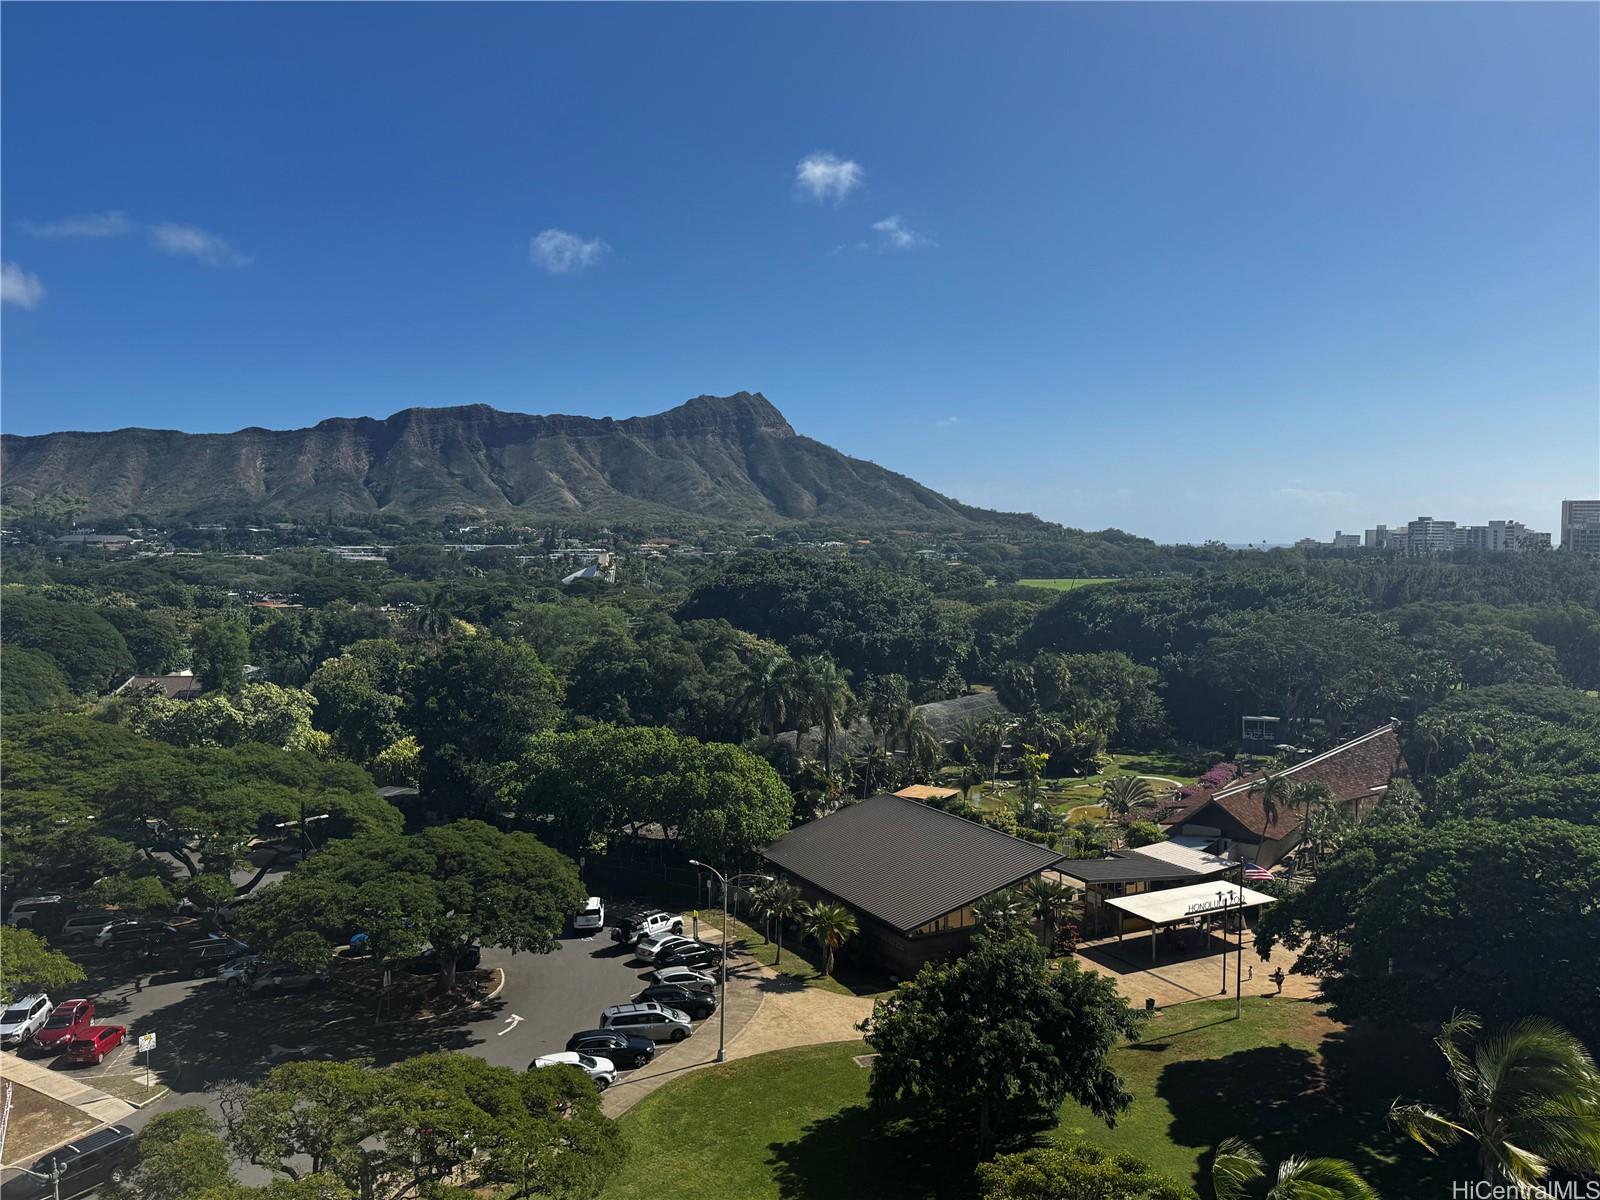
1247, 773, 1296, 831
904, 711, 943, 776
973, 887, 1028, 935
750, 879, 803, 956
742, 651, 799, 738
1390, 1010, 1600, 1185
410, 593, 456, 644
1102, 774, 1155, 819
1022, 876, 1076, 953
801, 901, 858, 978
976, 717, 1011, 782
1211, 1137, 1378, 1200
793, 655, 853, 771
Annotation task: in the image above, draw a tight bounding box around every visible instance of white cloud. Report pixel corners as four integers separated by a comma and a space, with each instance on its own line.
794, 152, 863, 204
530, 228, 611, 274
872, 214, 930, 250
1, 262, 45, 308
149, 222, 252, 267
20, 211, 131, 238
935, 416, 962, 428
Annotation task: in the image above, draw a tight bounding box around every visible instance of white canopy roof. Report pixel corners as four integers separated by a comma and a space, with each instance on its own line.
1106, 881, 1277, 926
1125, 840, 1234, 874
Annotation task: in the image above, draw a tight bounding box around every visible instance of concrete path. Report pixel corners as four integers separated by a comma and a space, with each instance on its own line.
1073, 930, 1319, 1008
600, 942, 879, 1116
599, 959, 767, 1116
0, 1052, 137, 1128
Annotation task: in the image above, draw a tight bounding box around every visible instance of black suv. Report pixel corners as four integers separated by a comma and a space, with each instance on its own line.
652, 941, 724, 971
181, 937, 252, 978
634, 983, 717, 1020
100, 921, 182, 955
0, 1124, 135, 1199
563, 1028, 656, 1069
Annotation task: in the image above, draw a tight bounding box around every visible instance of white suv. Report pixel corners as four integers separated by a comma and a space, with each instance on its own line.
0, 993, 53, 1048
573, 897, 605, 932
635, 933, 694, 963
532, 1051, 616, 1090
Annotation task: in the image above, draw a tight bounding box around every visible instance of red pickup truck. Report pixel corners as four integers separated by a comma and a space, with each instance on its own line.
65, 1025, 127, 1066
31, 999, 94, 1055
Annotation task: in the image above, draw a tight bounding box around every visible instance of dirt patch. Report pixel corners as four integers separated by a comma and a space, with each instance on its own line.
0, 1081, 100, 1166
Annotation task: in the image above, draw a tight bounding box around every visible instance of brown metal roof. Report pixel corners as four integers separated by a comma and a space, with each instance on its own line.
761, 794, 1064, 932
1055, 852, 1213, 885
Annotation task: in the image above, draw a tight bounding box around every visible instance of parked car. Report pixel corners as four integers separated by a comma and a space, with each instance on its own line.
0, 1124, 136, 1199
634, 933, 694, 963
647, 965, 716, 992
573, 896, 605, 932
217, 955, 264, 987
652, 941, 725, 971
245, 963, 329, 993
599, 1002, 693, 1043
65, 1025, 127, 1066
0, 995, 53, 1049
611, 910, 683, 945
564, 1028, 656, 1069
31, 1000, 95, 1055
95, 919, 181, 953
531, 1051, 616, 1089
633, 983, 717, 1020
56, 911, 115, 945
181, 937, 252, 978
4, 895, 64, 931
403, 945, 481, 975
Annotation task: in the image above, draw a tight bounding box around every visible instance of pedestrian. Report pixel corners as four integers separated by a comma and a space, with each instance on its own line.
1270, 967, 1285, 995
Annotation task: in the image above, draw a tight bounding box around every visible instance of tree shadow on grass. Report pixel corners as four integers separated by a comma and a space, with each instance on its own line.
1157, 1028, 1467, 1197
768, 1105, 981, 1200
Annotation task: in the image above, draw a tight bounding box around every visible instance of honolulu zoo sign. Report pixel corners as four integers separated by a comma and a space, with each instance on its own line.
1184, 891, 1238, 916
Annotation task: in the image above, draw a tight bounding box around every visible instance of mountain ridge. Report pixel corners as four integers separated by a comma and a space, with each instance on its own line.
1, 392, 1050, 530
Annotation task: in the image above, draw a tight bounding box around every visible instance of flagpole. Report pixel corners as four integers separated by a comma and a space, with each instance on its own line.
1235, 861, 1244, 1020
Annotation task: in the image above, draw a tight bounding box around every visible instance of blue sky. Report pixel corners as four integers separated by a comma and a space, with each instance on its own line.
3, 3, 1595, 543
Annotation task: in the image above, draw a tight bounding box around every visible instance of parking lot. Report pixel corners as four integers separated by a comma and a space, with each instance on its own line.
28, 910, 727, 1133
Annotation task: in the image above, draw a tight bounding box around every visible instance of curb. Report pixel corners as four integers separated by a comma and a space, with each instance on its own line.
375, 967, 506, 1026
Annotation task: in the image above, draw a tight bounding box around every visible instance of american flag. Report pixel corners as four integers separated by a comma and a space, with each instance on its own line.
1243, 863, 1274, 883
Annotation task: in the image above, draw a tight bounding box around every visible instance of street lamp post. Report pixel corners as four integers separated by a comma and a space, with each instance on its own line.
12, 1161, 63, 1200
687, 860, 771, 1063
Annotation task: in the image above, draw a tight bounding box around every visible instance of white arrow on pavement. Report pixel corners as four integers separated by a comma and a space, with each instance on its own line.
266, 1043, 316, 1060
497, 1014, 524, 1037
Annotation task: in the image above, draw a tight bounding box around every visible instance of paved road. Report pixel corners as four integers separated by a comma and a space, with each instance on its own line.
38, 926, 685, 1141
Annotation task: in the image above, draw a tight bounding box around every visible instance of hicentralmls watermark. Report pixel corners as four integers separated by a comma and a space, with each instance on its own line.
1451, 1183, 1600, 1200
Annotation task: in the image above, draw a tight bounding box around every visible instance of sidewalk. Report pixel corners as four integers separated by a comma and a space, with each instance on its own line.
0, 1052, 136, 1166
599, 959, 767, 1116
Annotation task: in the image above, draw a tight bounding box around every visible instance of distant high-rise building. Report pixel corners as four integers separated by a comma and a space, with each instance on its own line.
1461, 520, 1547, 552
1561, 500, 1600, 553
1331, 531, 1361, 549
1406, 516, 1457, 554
1364, 525, 1390, 549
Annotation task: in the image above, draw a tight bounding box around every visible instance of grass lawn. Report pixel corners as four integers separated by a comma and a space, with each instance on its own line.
1018, 577, 1117, 591
703, 912, 897, 999
598, 998, 1460, 1200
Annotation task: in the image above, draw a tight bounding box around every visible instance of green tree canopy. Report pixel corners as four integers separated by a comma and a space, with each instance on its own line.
975, 1144, 1187, 1200
1258, 818, 1600, 1047
405, 636, 563, 814
0, 644, 73, 714
505, 723, 793, 861
863, 928, 1142, 1156
191, 615, 250, 693
239, 820, 584, 988
0, 590, 135, 693
1, 926, 87, 1002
